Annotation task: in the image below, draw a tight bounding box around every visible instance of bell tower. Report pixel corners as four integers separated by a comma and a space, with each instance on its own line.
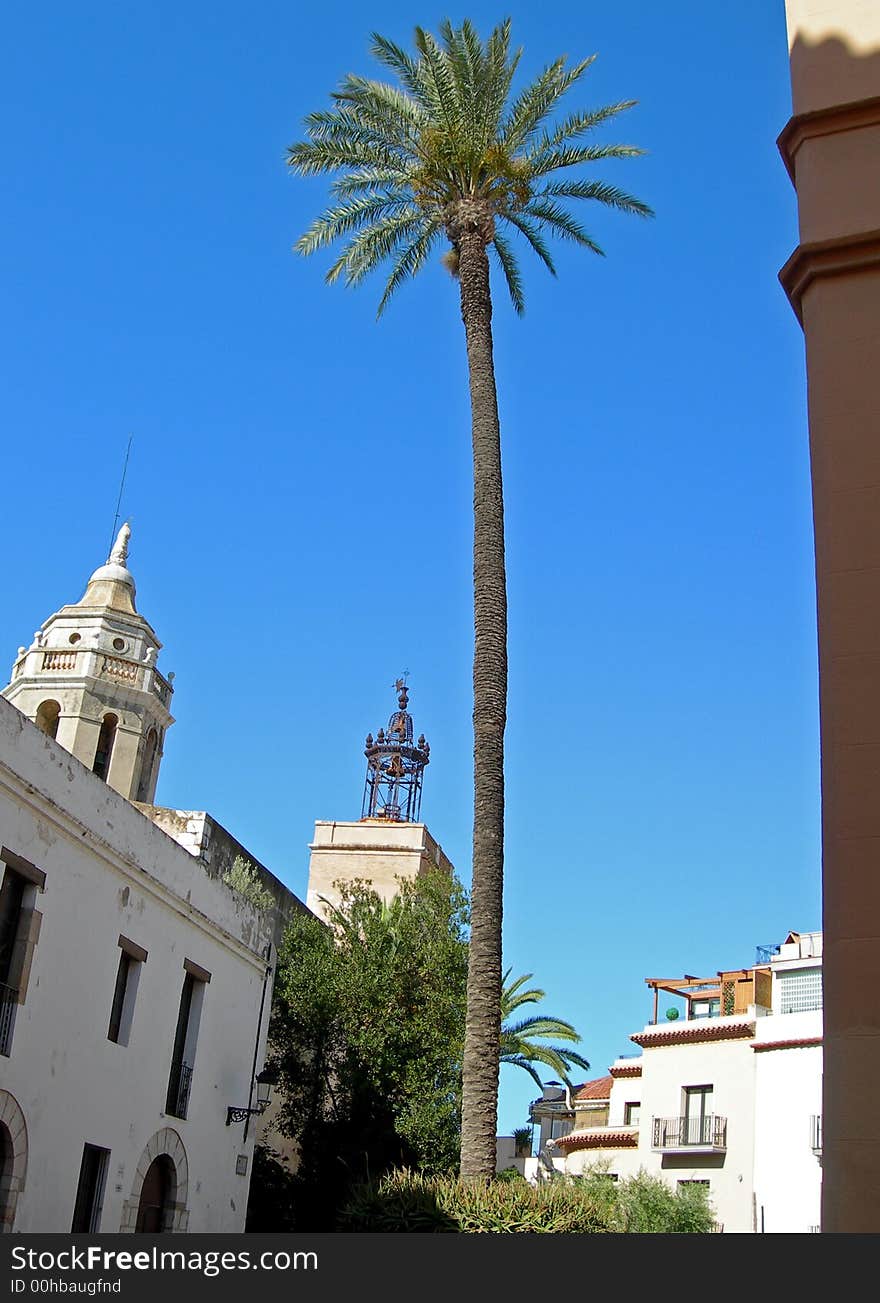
362, 677, 430, 822
2, 523, 175, 802
306, 678, 451, 922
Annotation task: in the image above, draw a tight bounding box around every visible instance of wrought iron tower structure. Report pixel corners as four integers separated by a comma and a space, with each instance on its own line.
361, 678, 429, 822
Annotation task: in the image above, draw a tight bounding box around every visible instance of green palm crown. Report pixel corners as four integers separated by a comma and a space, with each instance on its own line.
501, 970, 591, 1089
287, 17, 653, 315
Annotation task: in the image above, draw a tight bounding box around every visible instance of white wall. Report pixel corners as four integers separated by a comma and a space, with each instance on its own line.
631, 1031, 756, 1232
0, 697, 275, 1233
753, 1012, 822, 1233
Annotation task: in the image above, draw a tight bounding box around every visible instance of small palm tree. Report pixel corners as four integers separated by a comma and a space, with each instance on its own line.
501, 970, 591, 1089
287, 18, 650, 1180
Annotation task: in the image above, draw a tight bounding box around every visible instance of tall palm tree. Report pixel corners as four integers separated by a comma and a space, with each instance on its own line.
287, 18, 650, 1180
500, 971, 591, 1089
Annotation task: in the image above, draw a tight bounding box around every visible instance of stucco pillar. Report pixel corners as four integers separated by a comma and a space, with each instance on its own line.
779, 0, 880, 1234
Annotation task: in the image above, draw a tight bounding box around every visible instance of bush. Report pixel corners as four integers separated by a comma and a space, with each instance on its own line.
575, 1166, 717, 1234
340, 1167, 718, 1233
338, 1169, 614, 1233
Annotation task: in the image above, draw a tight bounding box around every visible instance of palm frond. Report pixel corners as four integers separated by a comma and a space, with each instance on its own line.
501, 1015, 582, 1043
501, 212, 557, 275
500, 969, 543, 1014
413, 25, 465, 159
527, 141, 646, 179
502, 55, 595, 151
332, 75, 429, 159
537, 178, 654, 217
330, 165, 412, 197
324, 211, 424, 286
491, 231, 525, 315
523, 198, 605, 254
534, 101, 637, 152
295, 192, 415, 256
369, 31, 432, 110
376, 221, 442, 316
287, 136, 409, 178
499, 1054, 546, 1090
482, 19, 519, 154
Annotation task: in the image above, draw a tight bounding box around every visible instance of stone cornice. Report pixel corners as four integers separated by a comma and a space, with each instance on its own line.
777, 95, 880, 185
779, 228, 880, 325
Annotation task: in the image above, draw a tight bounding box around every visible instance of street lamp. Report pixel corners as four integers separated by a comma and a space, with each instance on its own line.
226, 1066, 276, 1126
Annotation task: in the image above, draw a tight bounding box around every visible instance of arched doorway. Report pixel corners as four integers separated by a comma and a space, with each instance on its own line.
0, 1126, 12, 1225
120, 1128, 188, 1233
0, 1093, 28, 1232
135, 1155, 175, 1232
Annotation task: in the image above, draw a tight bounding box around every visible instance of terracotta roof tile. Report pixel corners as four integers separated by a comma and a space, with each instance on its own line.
573, 1075, 614, 1101
632, 1021, 755, 1049
554, 1128, 639, 1152
752, 1036, 822, 1053
610, 1063, 642, 1078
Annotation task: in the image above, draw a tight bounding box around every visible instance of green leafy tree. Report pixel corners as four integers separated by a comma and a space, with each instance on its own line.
287, 18, 650, 1180
265, 870, 469, 1228
500, 970, 591, 1088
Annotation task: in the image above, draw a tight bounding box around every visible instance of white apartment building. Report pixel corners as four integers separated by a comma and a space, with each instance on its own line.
549, 932, 823, 1233
0, 527, 302, 1232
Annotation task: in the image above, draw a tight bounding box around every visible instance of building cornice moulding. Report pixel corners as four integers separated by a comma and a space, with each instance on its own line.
779, 227, 880, 324
777, 95, 880, 185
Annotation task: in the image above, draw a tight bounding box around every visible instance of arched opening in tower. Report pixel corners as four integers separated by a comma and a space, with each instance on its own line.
93, 713, 119, 782
35, 699, 61, 740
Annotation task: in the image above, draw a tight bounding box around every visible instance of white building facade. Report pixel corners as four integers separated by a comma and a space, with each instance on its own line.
553, 933, 823, 1233
0, 529, 300, 1233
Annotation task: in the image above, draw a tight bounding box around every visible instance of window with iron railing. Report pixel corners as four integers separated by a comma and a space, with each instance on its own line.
165, 1060, 193, 1121
165, 962, 209, 1119
0, 981, 17, 1057
0, 853, 46, 1055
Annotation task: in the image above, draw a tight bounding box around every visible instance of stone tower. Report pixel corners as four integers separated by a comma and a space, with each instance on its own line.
2, 523, 174, 802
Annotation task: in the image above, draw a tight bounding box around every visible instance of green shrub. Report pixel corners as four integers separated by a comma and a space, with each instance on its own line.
339, 1167, 718, 1233
575, 1166, 717, 1233
338, 1169, 613, 1233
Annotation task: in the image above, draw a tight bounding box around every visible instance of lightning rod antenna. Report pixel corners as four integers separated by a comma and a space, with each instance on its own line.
108, 435, 133, 556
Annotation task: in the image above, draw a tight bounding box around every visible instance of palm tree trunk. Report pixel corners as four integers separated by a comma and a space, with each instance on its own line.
456, 222, 507, 1181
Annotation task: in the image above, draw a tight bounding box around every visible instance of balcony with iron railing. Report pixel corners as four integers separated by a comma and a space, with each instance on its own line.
165, 1061, 193, 1120
0, 981, 18, 1056
652, 1114, 727, 1153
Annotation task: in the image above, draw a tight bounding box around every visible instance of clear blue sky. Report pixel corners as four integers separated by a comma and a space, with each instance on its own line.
0, 1, 818, 1136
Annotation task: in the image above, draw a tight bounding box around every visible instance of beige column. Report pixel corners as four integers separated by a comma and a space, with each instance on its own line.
779, 0, 880, 1233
